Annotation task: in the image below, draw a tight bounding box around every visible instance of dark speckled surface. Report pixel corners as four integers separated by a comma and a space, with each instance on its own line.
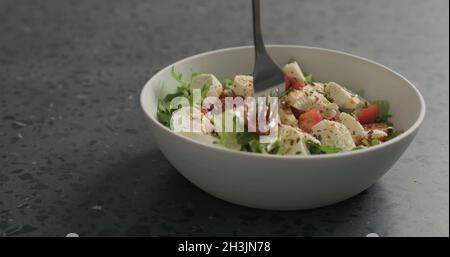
0, 0, 448, 237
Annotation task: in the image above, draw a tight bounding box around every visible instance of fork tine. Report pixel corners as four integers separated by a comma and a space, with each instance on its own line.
252, 0, 285, 93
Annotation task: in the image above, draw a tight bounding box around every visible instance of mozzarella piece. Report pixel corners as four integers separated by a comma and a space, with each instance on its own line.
286, 88, 339, 119
170, 106, 215, 134
171, 106, 222, 145
311, 82, 325, 94
232, 75, 254, 97
367, 129, 388, 139
311, 120, 356, 151
339, 112, 366, 142
279, 125, 320, 155
324, 82, 366, 110
339, 112, 389, 143
278, 107, 298, 127
283, 61, 306, 83
191, 74, 223, 97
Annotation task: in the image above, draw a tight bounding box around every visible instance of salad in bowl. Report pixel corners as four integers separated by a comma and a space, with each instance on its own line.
157, 60, 403, 156
142, 45, 425, 209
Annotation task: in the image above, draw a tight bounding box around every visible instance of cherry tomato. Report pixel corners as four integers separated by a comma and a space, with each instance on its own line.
358, 104, 379, 124
298, 109, 323, 132
284, 73, 304, 90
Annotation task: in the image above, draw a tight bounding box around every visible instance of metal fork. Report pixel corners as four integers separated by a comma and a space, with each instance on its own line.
252, 0, 285, 94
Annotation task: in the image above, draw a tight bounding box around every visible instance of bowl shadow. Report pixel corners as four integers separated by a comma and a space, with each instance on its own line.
70, 149, 392, 237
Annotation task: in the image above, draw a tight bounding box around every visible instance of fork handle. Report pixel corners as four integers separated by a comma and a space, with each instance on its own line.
252, 0, 266, 55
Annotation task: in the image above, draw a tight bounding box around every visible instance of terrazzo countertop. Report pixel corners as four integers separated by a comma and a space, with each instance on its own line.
0, 0, 448, 237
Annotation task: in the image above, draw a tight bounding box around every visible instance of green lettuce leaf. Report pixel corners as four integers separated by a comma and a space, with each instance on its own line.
306, 140, 342, 154
373, 100, 391, 122
220, 78, 234, 90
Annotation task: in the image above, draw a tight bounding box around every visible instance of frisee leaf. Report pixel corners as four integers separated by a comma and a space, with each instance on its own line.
236, 132, 258, 146
200, 84, 209, 100
163, 92, 183, 102
171, 66, 184, 84
356, 89, 365, 98
287, 57, 297, 64
217, 132, 241, 150
220, 78, 234, 90
305, 74, 313, 83
156, 67, 195, 128
191, 71, 199, 81
156, 99, 172, 127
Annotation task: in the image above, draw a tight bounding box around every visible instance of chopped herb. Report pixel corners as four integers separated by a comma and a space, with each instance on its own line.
371, 138, 380, 145
360, 137, 381, 147
361, 138, 370, 147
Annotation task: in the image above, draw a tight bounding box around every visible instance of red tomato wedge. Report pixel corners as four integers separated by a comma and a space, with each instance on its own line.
299, 109, 323, 132
284, 73, 292, 90
358, 104, 379, 124
377, 136, 386, 142
284, 73, 304, 90
291, 81, 304, 90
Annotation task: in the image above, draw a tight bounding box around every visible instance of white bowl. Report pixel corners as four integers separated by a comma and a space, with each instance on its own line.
140, 45, 425, 210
